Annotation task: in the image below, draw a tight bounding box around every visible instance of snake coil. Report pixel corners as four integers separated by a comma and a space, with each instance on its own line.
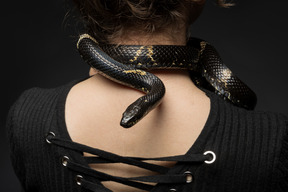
77, 34, 257, 128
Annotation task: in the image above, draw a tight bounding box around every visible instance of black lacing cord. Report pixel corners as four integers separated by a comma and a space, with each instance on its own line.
49, 135, 169, 173
67, 159, 156, 190
46, 132, 215, 191
84, 154, 207, 164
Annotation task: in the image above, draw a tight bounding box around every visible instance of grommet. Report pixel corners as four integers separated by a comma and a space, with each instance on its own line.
204, 151, 216, 164
61, 156, 69, 167
184, 171, 193, 183
76, 175, 83, 186
46, 132, 55, 144
169, 189, 177, 192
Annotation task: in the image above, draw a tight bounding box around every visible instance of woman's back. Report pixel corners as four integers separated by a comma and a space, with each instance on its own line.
7, 76, 288, 192
65, 71, 210, 191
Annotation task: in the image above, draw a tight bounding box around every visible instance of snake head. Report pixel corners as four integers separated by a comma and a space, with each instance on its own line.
120, 98, 151, 128
120, 105, 142, 128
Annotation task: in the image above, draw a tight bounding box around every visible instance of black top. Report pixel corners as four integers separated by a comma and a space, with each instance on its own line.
6, 78, 288, 192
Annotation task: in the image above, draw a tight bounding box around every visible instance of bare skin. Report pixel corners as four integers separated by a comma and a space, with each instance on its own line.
65, 1, 209, 191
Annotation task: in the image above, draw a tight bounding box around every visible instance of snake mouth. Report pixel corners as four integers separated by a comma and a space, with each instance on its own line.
120, 120, 137, 129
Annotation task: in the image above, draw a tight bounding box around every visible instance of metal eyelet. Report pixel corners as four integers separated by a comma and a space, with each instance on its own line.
204, 151, 216, 164
46, 132, 55, 144
184, 171, 193, 183
61, 156, 69, 167
169, 189, 177, 192
76, 175, 83, 186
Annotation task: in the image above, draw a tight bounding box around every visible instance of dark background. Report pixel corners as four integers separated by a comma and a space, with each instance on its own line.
1, 0, 288, 191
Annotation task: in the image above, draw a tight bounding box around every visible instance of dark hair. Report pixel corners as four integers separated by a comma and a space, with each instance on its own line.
72, 0, 233, 43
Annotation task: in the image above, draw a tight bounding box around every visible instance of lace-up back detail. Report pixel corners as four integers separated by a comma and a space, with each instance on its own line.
46, 132, 215, 192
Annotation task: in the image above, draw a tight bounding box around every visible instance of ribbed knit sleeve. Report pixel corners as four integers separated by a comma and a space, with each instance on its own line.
6, 89, 35, 190
273, 117, 288, 191
6, 87, 63, 192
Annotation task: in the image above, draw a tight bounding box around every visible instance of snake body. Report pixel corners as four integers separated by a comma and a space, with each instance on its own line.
77, 34, 257, 128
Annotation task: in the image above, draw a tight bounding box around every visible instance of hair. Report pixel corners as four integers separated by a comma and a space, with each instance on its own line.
71, 0, 233, 44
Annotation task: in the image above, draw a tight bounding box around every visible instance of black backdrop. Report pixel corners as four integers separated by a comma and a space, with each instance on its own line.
1, 0, 288, 191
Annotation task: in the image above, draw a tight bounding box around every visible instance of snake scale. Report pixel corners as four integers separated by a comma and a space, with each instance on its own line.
77, 34, 257, 128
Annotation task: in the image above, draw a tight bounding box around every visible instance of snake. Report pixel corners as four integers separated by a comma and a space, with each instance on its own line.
77, 34, 257, 128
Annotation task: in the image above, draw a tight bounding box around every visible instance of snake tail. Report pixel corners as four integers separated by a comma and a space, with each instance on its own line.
77, 34, 166, 128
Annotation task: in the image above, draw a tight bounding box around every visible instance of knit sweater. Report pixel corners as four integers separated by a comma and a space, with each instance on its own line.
6, 78, 288, 192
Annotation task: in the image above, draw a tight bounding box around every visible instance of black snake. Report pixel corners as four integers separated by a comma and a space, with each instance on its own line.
77, 34, 257, 128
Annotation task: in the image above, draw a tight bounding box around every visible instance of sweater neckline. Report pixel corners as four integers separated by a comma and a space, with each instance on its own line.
54, 76, 219, 191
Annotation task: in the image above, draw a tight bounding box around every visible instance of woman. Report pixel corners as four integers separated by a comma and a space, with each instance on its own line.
7, 0, 288, 192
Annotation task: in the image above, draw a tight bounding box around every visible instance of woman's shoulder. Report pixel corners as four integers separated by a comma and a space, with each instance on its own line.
8, 79, 81, 115
6, 79, 80, 140
208, 89, 288, 129
222, 93, 288, 142
204, 90, 288, 154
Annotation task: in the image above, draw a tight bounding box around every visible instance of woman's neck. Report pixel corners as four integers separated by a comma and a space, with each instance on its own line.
109, 24, 189, 46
